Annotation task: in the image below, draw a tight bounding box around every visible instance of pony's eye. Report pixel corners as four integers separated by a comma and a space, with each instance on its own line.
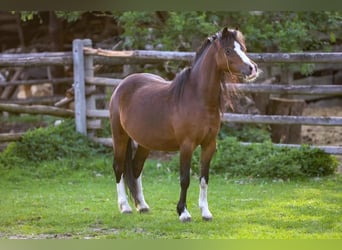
225, 48, 232, 54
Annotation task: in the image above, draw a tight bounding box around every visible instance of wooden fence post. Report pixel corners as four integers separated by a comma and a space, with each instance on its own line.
83, 39, 97, 138
73, 39, 87, 135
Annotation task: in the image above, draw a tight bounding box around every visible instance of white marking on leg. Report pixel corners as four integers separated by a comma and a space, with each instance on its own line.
199, 177, 213, 221
179, 207, 192, 222
135, 174, 150, 212
116, 175, 132, 213
234, 41, 257, 77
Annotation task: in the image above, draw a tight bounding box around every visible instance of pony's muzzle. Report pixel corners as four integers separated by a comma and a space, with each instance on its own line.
243, 63, 258, 81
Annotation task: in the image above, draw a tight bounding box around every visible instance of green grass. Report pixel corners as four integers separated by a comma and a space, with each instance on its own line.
0, 157, 341, 239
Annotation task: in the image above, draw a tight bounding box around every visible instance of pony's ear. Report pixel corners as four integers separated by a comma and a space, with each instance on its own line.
221, 27, 229, 37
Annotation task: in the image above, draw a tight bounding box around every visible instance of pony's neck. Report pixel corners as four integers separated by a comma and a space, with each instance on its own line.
190, 44, 223, 110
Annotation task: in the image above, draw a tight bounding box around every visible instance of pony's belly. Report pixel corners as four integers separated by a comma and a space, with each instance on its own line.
129, 131, 179, 151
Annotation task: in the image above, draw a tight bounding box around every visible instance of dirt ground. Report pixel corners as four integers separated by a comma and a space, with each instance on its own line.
301, 98, 342, 146
301, 97, 342, 171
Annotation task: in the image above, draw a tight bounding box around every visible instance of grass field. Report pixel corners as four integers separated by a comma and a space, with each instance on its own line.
0, 156, 341, 239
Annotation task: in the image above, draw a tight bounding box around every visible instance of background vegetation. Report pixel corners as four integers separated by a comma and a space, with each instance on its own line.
0, 118, 338, 179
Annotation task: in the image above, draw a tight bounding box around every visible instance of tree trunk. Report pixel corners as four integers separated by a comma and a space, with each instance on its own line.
49, 11, 67, 95
267, 97, 305, 144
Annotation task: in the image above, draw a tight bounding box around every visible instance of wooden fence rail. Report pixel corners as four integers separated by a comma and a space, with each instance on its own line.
0, 103, 74, 117
85, 76, 342, 96
0, 52, 73, 67
0, 77, 73, 87
1, 50, 342, 67
84, 47, 342, 63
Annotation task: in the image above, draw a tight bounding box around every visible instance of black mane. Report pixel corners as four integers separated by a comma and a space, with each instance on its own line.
169, 67, 191, 101
193, 32, 219, 65
169, 30, 227, 102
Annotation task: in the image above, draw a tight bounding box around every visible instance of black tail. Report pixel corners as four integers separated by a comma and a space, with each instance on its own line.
123, 138, 138, 203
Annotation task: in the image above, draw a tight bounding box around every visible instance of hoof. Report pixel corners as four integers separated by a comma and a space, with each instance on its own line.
202, 216, 213, 221
138, 207, 150, 213
179, 208, 192, 222
180, 216, 192, 223
119, 202, 133, 214
136, 202, 150, 213
199, 206, 212, 221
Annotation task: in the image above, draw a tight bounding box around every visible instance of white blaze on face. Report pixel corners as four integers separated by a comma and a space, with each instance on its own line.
233, 41, 257, 76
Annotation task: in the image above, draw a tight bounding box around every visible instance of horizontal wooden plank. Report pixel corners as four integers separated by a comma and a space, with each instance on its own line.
85, 76, 121, 86
0, 96, 63, 105
85, 108, 342, 126
87, 119, 102, 130
0, 77, 73, 87
0, 103, 74, 118
90, 137, 342, 155
0, 52, 73, 67
1, 50, 341, 68
91, 137, 113, 147
86, 109, 109, 118
227, 84, 342, 95
240, 142, 342, 155
249, 52, 342, 63
84, 76, 342, 96
85, 48, 342, 64
0, 132, 24, 142
223, 113, 342, 126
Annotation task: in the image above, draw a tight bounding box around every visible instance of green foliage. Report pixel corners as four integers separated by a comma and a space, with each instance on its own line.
55, 11, 83, 22
117, 11, 341, 53
243, 12, 310, 52
0, 119, 108, 168
219, 124, 271, 142
117, 11, 220, 51
166, 137, 338, 179
16, 11, 39, 22
116, 11, 341, 75
14, 11, 83, 23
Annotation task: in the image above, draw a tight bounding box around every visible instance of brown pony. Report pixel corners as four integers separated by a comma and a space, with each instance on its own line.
109, 27, 258, 222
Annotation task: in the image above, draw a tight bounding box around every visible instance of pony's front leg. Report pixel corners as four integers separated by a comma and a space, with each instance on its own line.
198, 140, 216, 221
116, 175, 133, 213
177, 143, 194, 222
134, 174, 150, 212
199, 176, 212, 220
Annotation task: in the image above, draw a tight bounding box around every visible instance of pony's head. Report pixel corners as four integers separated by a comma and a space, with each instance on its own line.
212, 27, 258, 82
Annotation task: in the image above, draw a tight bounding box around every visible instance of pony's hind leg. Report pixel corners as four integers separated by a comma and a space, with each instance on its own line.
116, 170, 133, 213
132, 145, 150, 213
111, 119, 133, 213
113, 155, 133, 214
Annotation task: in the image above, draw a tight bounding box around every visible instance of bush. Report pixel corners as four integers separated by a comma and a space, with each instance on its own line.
219, 124, 271, 143
166, 137, 339, 179
0, 119, 108, 168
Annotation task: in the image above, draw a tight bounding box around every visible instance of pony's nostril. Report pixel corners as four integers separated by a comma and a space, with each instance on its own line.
249, 65, 253, 73
249, 65, 257, 76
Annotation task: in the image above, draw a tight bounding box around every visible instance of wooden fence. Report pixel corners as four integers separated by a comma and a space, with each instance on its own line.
72, 39, 342, 155
0, 51, 74, 143
1, 39, 342, 155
